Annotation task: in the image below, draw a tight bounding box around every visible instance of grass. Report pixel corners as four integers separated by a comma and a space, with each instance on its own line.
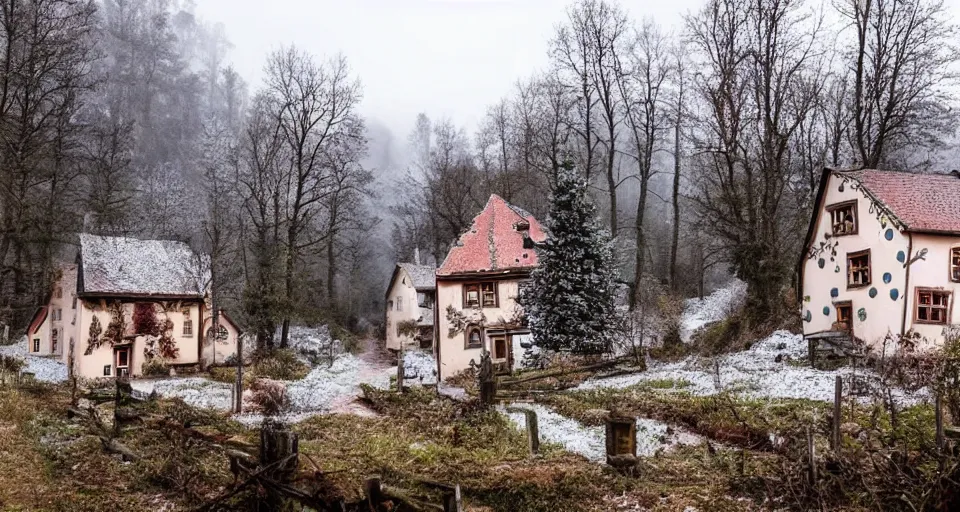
209, 347, 310, 385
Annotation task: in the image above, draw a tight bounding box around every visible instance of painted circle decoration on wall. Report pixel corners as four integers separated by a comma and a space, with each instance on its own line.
883, 272, 892, 284
835, 265, 840, 273
858, 308, 867, 322
823, 306, 831, 316
830, 288, 839, 298
890, 288, 899, 301
869, 287, 878, 298
885, 229, 894, 241
818, 258, 825, 269
897, 251, 906, 263
804, 311, 812, 322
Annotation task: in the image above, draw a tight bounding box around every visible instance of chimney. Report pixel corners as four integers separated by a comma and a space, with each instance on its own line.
413, 247, 421, 266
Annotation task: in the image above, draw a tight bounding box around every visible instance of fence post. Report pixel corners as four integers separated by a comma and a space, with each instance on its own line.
809, 339, 816, 369
364, 476, 383, 509
936, 392, 944, 454
524, 409, 540, 456
397, 346, 405, 393
806, 426, 817, 484
260, 418, 299, 508
831, 375, 842, 451
713, 360, 721, 391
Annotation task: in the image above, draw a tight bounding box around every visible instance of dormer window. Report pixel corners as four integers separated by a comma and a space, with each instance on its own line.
827, 200, 858, 236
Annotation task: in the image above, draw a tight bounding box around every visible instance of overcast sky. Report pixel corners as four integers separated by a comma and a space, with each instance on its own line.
194, 0, 702, 140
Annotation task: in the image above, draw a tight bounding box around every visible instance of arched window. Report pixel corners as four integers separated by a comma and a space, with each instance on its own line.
465, 326, 482, 349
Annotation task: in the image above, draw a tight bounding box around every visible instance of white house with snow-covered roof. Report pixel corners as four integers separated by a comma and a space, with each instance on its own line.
26, 234, 241, 379
385, 257, 436, 352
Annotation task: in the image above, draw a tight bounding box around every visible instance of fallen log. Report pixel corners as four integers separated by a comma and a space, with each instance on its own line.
500, 357, 631, 387
99, 436, 140, 461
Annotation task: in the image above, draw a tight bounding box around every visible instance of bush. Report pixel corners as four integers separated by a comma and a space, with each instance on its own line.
248, 378, 287, 415
141, 357, 169, 377
331, 324, 361, 354
252, 349, 309, 381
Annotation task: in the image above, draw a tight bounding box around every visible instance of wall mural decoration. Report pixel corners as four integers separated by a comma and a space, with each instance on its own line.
883, 272, 892, 284
869, 287, 878, 298
897, 251, 906, 263
858, 308, 867, 322
834, 265, 840, 273
818, 258, 825, 269
830, 288, 839, 298
890, 289, 900, 301
823, 306, 831, 316
804, 311, 812, 322
885, 229, 894, 241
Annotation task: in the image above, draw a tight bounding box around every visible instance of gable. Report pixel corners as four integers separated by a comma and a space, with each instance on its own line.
437, 195, 546, 277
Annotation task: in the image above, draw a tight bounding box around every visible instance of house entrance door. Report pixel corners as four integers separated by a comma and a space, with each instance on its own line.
115, 346, 132, 377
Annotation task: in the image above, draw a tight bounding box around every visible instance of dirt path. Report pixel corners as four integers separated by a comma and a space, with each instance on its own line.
327, 337, 395, 417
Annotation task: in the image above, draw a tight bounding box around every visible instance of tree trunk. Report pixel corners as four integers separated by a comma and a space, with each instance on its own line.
669, 103, 682, 291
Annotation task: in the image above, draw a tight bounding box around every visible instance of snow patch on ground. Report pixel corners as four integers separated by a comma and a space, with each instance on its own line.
501, 403, 705, 463
402, 350, 437, 386
288, 353, 391, 413
285, 325, 340, 364
0, 340, 67, 383
131, 378, 233, 410
680, 279, 747, 342
579, 330, 926, 405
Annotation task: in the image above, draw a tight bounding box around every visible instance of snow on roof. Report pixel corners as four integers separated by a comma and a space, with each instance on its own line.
437, 194, 546, 276
79, 234, 207, 297
839, 169, 960, 234
398, 263, 436, 291
417, 306, 434, 327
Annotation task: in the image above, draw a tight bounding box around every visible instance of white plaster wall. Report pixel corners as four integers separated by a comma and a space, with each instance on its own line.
200, 315, 240, 365
72, 301, 203, 378
385, 268, 421, 351
435, 279, 523, 380
904, 233, 960, 347
802, 173, 910, 349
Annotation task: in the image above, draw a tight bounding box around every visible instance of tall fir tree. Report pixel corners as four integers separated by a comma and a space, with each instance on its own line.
520, 163, 619, 354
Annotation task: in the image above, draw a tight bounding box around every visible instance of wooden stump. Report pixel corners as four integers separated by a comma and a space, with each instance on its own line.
260, 418, 299, 508
605, 414, 637, 473
524, 409, 540, 456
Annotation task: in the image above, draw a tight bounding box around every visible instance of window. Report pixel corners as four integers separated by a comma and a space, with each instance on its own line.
55, 287, 62, 299
465, 326, 482, 349
493, 337, 507, 360
183, 312, 193, 337
103, 365, 111, 377
396, 323, 401, 337
916, 289, 951, 324
847, 250, 871, 288
827, 200, 858, 236
951, 247, 960, 282
32, 338, 39, 353
387, 300, 394, 311
417, 292, 433, 308
834, 301, 853, 333
54, 309, 62, 322
51, 329, 58, 353
397, 296, 403, 312
464, 282, 498, 308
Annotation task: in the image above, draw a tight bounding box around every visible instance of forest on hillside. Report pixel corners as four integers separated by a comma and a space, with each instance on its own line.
0, 0, 957, 346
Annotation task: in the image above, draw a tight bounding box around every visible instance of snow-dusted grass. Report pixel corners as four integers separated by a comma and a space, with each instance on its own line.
0, 340, 67, 383
579, 330, 926, 405
500, 402, 705, 463
680, 279, 747, 342
131, 377, 233, 410
401, 350, 437, 386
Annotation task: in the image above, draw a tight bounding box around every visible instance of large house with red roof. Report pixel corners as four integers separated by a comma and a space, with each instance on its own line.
801, 168, 960, 352
27, 234, 241, 379
433, 195, 547, 380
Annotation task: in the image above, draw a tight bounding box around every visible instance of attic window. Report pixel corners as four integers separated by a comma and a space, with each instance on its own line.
515, 220, 530, 231
951, 247, 960, 282
464, 283, 498, 308
827, 200, 858, 236
916, 289, 951, 324
847, 250, 871, 288
465, 325, 482, 349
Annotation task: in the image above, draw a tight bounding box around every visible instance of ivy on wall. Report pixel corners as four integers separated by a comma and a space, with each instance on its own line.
85, 316, 102, 355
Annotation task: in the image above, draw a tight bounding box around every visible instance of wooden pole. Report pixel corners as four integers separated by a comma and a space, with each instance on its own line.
397, 346, 405, 393
832, 375, 842, 451
68, 337, 77, 407
234, 335, 243, 413
809, 338, 816, 369
364, 475, 383, 509
806, 426, 817, 484
524, 409, 540, 456
936, 392, 944, 454
713, 360, 721, 390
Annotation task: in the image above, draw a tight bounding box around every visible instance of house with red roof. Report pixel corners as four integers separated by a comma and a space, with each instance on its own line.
433, 195, 547, 380
801, 168, 960, 352
26, 234, 241, 379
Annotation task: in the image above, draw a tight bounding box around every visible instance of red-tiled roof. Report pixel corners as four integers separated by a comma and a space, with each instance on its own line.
437, 195, 546, 276
840, 169, 960, 235
27, 306, 47, 336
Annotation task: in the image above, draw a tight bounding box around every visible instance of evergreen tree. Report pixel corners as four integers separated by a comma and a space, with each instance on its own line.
520, 163, 619, 354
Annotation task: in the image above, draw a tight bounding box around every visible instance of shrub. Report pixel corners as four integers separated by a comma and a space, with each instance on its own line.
141, 357, 169, 377
253, 349, 309, 381
248, 378, 287, 415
